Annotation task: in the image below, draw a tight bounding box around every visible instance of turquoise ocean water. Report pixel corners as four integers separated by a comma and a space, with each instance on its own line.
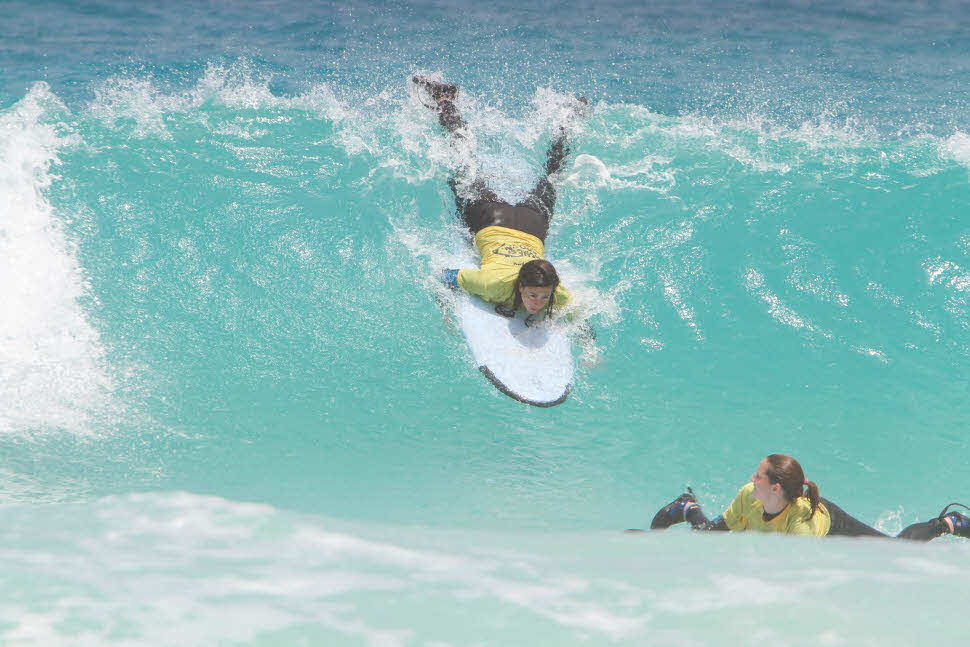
3, 1, 970, 643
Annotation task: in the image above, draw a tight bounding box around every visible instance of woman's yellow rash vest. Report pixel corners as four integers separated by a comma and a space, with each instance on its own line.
456, 225, 571, 310
722, 483, 831, 537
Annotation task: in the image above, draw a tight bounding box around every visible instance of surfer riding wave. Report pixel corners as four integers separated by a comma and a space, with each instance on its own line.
414, 75, 587, 326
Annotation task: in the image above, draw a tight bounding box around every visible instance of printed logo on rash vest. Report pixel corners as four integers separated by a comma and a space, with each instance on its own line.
492, 243, 540, 260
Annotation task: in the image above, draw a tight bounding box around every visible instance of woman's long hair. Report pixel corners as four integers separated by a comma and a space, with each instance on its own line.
495, 259, 560, 319
764, 454, 821, 519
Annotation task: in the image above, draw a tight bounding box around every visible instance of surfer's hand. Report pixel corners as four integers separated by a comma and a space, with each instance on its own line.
440, 269, 460, 290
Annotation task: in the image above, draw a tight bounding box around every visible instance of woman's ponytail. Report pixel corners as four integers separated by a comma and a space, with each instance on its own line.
765, 454, 822, 520
804, 479, 821, 520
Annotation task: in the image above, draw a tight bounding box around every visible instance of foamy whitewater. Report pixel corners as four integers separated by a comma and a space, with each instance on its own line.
2, 1, 969, 644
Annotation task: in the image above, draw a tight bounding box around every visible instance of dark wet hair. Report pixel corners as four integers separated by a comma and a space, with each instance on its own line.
495, 259, 560, 319
764, 454, 821, 520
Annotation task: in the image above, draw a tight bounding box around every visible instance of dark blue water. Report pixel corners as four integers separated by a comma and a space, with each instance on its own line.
7, 0, 970, 131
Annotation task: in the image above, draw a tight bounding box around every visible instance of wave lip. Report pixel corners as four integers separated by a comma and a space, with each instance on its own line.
0, 83, 111, 435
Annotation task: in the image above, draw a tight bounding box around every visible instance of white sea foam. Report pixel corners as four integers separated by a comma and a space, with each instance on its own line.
942, 130, 970, 168
87, 62, 335, 140
189, 61, 280, 109
923, 256, 970, 292
865, 280, 943, 341
89, 77, 172, 138
0, 83, 111, 435
564, 153, 676, 193
778, 230, 851, 308
0, 493, 649, 645
744, 266, 889, 359
632, 108, 877, 176
659, 271, 703, 342
743, 267, 821, 335
722, 144, 792, 174
852, 346, 890, 363
1, 492, 967, 646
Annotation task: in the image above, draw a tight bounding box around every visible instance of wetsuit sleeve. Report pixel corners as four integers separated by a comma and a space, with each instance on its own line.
699, 516, 730, 531
722, 487, 749, 531
686, 506, 730, 531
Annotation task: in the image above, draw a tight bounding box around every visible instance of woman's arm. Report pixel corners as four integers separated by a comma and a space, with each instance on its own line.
685, 505, 731, 531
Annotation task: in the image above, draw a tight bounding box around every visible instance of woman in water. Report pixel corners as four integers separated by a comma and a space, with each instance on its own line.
414, 76, 584, 322
649, 453, 969, 541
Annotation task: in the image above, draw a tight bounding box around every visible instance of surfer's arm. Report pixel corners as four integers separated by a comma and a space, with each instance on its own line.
694, 516, 730, 531
456, 268, 503, 302
683, 504, 731, 531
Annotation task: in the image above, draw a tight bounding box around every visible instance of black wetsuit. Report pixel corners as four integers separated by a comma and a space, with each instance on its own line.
823, 499, 947, 541
685, 499, 949, 541
436, 99, 567, 242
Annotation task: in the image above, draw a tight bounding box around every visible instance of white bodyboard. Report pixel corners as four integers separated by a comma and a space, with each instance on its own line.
458, 294, 573, 407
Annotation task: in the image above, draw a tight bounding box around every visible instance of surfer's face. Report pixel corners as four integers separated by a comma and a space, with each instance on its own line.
751, 458, 780, 504
519, 284, 554, 314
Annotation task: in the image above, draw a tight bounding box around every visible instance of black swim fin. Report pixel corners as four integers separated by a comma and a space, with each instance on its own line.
412, 75, 458, 105
938, 502, 970, 538
650, 487, 697, 530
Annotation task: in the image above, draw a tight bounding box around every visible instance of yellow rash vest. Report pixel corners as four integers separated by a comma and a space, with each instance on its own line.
722, 483, 831, 537
456, 226, 571, 311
